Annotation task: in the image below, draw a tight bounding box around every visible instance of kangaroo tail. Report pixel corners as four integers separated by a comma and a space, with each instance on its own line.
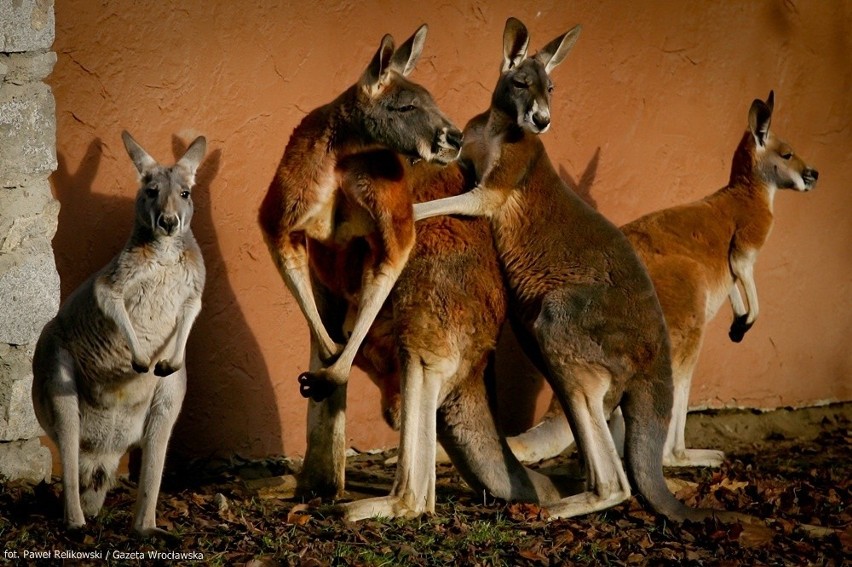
436, 354, 566, 504
621, 363, 709, 523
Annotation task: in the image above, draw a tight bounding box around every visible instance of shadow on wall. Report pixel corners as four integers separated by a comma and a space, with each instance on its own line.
51, 136, 283, 463
493, 148, 601, 435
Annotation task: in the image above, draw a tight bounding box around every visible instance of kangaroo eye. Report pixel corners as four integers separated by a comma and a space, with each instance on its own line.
512, 78, 527, 89
547, 84, 554, 93
145, 186, 159, 198
180, 191, 190, 199
781, 152, 793, 160
396, 104, 416, 112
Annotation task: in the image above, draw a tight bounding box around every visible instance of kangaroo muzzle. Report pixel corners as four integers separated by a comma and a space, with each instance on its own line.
802, 167, 819, 190
157, 213, 180, 236
430, 127, 463, 165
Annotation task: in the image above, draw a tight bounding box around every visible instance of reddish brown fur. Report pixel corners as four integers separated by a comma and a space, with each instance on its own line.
513, 93, 817, 469
302, 114, 568, 512
258, 27, 462, 403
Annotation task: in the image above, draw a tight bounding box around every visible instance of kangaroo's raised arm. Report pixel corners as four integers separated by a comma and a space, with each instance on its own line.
413, 18, 581, 222
259, 25, 463, 402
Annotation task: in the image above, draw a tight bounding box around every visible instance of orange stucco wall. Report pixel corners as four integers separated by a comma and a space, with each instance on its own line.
49, 1, 851, 459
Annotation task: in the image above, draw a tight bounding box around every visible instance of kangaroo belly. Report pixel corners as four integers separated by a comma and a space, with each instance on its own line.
78, 373, 159, 453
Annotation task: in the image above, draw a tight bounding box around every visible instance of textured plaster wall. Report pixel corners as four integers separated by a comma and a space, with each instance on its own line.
50, 1, 851, 459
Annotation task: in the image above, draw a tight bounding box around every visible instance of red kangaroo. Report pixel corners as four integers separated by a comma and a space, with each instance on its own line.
258, 24, 463, 409
415, 17, 746, 522
304, 116, 576, 518
507, 91, 819, 469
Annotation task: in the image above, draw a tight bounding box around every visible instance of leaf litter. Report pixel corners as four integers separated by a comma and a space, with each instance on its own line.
0, 411, 848, 565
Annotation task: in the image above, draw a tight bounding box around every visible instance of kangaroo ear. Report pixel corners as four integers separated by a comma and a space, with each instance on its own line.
535, 25, 582, 75
748, 94, 773, 147
389, 24, 427, 77
765, 90, 775, 114
121, 130, 158, 176
502, 17, 530, 72
176, 136, 207, 177
360, 33, 396, 94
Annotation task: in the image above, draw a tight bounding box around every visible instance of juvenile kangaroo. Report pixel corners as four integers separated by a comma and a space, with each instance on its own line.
414, 18, 734, 522
259, 24, 463, 407
32, 131, 207, 536
507, 91, 819, 468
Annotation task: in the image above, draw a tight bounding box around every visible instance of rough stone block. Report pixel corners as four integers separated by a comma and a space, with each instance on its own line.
0, 437, 52, 483
0, 0, 55, 53
1, 51, 57, 85
0, 243, 60, 345
0, 342, 43, 441
0, 82, 56, 187
0, 178, 59, 252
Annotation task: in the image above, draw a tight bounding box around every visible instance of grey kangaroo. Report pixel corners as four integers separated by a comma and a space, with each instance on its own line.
32, 131, 207, 536
415, 18, 742, 522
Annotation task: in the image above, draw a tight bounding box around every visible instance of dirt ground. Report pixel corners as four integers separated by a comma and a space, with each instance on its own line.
0, 403, 849, 566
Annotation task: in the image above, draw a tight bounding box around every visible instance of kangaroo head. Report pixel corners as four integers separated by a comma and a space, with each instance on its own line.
738, 91, 819, 192
492, 18, 582, 134
122, 131, 207, 237
356, 24, 462, 165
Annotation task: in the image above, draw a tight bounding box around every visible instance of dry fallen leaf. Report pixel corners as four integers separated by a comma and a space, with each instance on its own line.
286, 502, 312, 526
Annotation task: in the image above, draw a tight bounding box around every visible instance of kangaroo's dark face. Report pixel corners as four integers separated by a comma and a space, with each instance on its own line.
494, 58, 554, 134
493, 18, 581, 136
122, 131, 207, 237
362, 73, 462, 165
357, 24, 462, 165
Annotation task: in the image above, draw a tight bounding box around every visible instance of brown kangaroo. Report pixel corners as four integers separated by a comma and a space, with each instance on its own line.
507, 91, 819, 468
414, 17, 735, 522
258, 24, 463, 406
32, 131, 207, 536
303, 112, 573, 518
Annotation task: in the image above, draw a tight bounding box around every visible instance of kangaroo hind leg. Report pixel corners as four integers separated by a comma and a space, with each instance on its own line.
339, 357, 442, 521
132, 372, 186, 537
32, 340, 86, 529
531, 291, 631, 518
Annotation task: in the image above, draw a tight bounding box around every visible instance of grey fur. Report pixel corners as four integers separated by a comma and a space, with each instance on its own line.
31, 131, 207, 536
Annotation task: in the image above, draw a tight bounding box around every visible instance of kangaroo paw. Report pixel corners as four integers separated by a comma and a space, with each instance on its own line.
131, 359, 150, 374
298, 372, 338, 402
153, 360, 180, 377
728, 315, 753, 343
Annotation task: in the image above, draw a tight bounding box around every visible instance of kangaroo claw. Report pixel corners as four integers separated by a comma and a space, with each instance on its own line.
729, 314, 753, 343
153, 361, 179, 377
298, 371, 337, 402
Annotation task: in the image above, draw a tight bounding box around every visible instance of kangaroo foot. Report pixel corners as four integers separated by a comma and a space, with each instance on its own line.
133, 525, 179, 541
337, 495, 427, 522
663, 448, 725, 468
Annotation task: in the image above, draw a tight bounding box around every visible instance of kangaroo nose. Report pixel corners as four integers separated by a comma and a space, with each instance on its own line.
444, 128, 463, 151
802, 168, 819, 188
532, 112, 550, 131
157, 214, 179, 235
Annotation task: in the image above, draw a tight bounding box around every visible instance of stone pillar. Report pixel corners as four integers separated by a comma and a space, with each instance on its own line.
0, 0, 59, 483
